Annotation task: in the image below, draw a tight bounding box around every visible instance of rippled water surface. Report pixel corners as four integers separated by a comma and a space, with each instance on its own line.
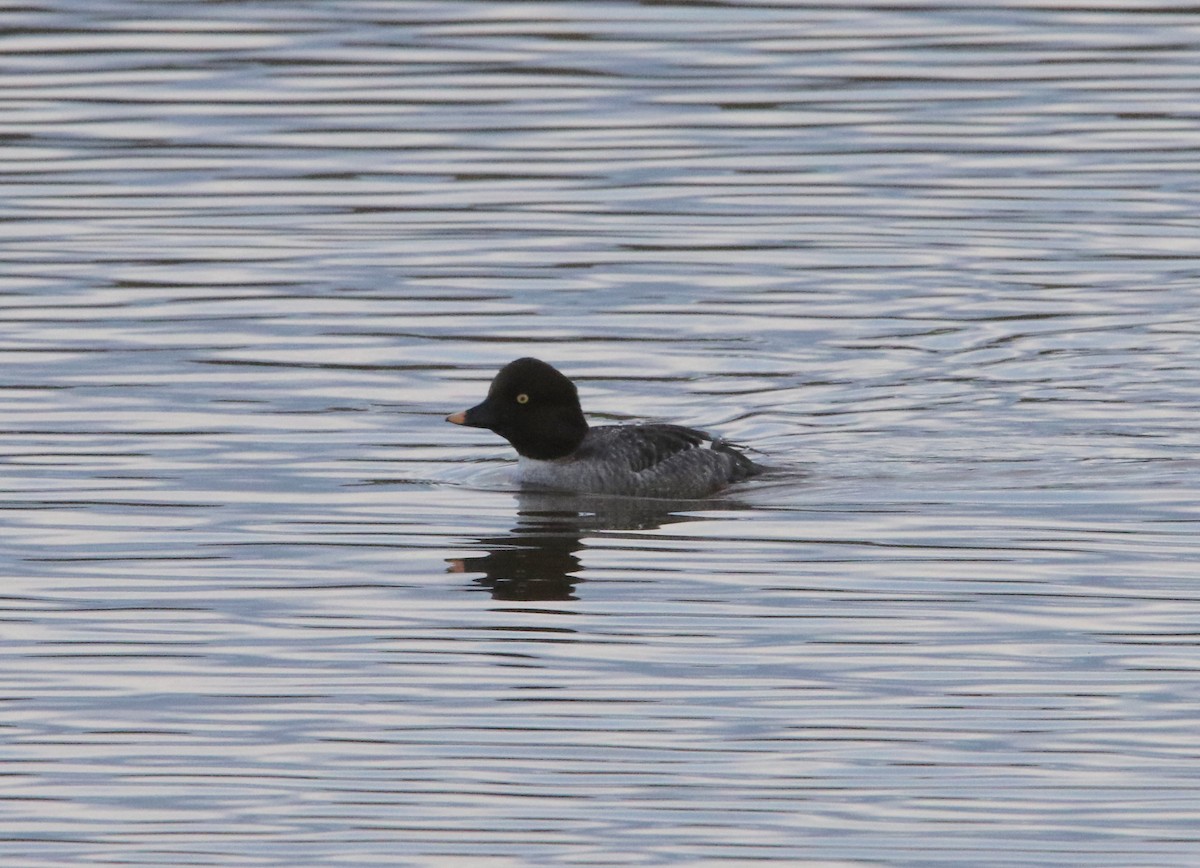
3, 2, 1200, 865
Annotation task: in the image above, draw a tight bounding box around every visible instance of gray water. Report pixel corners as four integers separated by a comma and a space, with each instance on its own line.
3, 2, 1200, 866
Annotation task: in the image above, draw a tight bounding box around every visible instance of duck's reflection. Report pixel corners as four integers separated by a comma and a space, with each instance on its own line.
449, 491, 745, 601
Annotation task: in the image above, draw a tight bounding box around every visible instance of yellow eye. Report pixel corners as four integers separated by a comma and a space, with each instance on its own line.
516, 393, 530, 404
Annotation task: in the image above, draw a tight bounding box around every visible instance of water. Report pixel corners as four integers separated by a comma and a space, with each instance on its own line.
3, 2, 1199, 865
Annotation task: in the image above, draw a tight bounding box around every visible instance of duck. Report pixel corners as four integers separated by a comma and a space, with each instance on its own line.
446, 357, 763, 498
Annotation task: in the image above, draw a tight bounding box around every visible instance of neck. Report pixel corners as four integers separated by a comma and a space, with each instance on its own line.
511, 412, 587, 460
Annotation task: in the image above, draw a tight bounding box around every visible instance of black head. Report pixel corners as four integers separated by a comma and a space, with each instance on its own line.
446, 357, 589, 460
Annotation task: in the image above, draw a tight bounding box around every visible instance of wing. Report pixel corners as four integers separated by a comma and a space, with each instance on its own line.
541, 423, 762, 497
581, 424, 736, 474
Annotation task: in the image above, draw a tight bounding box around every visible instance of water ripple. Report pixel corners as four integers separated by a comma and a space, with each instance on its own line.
2, 2, 1200, 866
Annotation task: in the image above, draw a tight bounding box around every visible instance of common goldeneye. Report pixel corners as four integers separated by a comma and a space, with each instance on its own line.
446, 357, 763, 498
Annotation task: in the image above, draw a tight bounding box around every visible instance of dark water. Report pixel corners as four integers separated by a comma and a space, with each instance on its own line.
3, 2, 1199, 866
